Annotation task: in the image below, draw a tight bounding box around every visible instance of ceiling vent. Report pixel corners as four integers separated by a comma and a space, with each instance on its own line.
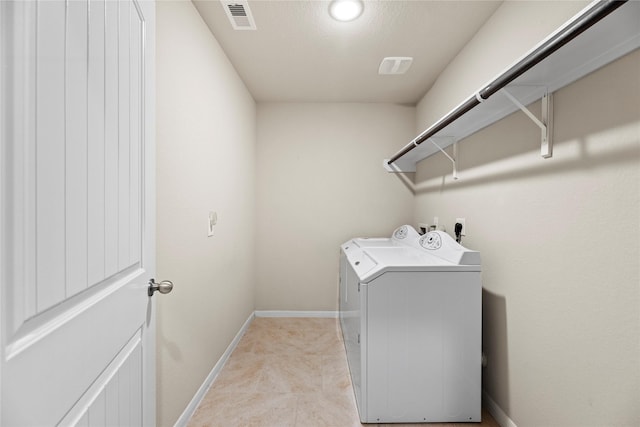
378, 57, 413, 75
220, 0, 257, 30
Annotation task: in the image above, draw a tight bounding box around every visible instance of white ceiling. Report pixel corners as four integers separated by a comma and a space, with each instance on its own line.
193, 0, 503, 104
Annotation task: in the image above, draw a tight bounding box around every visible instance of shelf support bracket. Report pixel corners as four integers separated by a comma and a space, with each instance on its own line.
429, 137, 458, 180
501, 88, 554, 158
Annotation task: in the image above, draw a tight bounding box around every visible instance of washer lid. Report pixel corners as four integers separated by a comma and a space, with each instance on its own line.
341, 225, 421, 250
341, 225, 421, 259
362, 247, 436, 267
348, 250, 378, 278
352, 237, 397, 248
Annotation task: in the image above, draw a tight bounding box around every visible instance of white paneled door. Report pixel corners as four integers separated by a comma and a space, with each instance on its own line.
1, 0, 157, 425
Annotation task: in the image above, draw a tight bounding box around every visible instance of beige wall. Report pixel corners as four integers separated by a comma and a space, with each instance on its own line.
156, 1, 256, 426
413, 2, 640, 425
255, 103, 415, 311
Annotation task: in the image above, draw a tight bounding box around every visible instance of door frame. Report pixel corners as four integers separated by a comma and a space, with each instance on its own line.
140, 0, 157, 424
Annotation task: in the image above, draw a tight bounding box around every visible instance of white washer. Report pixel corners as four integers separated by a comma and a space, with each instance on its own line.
339, 228, 481, 423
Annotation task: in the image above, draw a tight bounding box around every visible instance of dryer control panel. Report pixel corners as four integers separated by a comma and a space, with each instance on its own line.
418, 231, 481, 266
419, 232, 442, 250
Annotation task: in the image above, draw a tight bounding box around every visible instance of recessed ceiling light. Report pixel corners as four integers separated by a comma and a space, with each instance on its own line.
329, 0, 364, 22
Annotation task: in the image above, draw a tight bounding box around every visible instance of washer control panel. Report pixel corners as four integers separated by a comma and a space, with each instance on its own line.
393, 225, 409, 240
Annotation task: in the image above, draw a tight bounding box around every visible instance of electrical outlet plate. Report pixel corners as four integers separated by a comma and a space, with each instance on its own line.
455, 217, 466, 236
208, 211, 217, 237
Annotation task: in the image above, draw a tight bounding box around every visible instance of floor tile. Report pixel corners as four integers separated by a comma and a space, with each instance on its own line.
207, 352, 264, 393
294, 390, 362, 427
254, 354, 323, 393
321, 355, 352, 393
188, 317, 499, 427
189, 392, 298, 427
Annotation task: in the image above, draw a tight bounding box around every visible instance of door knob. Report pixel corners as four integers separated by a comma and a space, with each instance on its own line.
148, 278, 174, 296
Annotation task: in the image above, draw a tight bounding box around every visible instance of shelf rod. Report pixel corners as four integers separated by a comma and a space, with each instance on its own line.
386, 0, 626, 167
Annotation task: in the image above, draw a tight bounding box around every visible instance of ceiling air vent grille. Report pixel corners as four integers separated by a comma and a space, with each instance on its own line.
221, 0, 257, 30
378, 57, 413, 75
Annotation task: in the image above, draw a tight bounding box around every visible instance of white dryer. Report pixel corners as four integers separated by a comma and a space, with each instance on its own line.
339, 226, 481, 423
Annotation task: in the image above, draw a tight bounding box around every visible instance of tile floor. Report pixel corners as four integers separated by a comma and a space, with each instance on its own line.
188, 317, 500, 427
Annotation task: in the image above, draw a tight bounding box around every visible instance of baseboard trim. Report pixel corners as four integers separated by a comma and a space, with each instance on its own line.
254, 310, 338, 318
174, 311, 255, 427
483, 390, 517, 427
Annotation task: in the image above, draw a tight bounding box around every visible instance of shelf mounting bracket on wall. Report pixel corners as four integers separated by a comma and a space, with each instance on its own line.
501, 87, 554, 158
429, 137, 458, 180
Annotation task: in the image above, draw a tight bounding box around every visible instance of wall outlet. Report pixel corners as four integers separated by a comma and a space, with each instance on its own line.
208, 211, 217, 237
433, 216, 439, 227
455, 217, 466, 236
